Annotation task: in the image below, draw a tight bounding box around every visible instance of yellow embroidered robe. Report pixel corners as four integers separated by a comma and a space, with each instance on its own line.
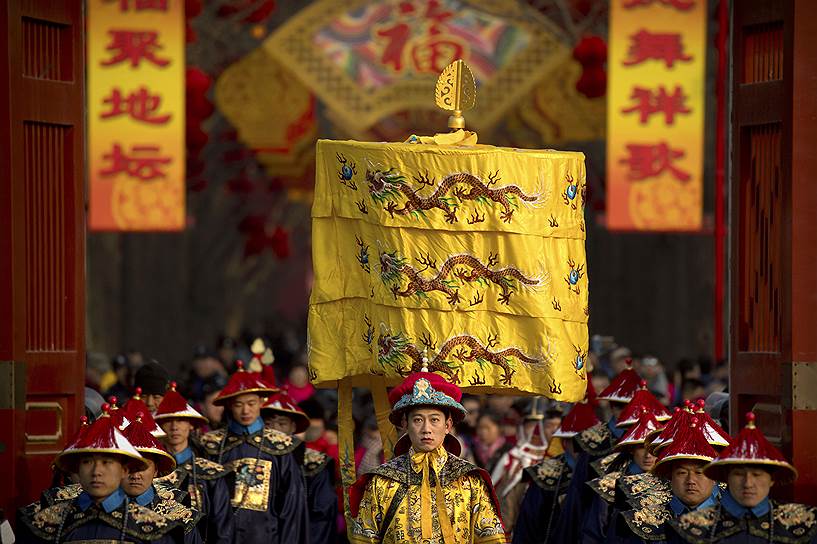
350, 445, 506, 544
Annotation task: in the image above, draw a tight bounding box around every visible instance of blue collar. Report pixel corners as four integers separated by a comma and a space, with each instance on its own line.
626, 460, 644, 475
77, 488, 127, 513
133, 485, 156, 506
608, 416, 625, 439
228, 416, 264, 435
564, 450, 576, 470
174, 447, 193, 464
722, 490, 770, 518
670, 487, 720, 516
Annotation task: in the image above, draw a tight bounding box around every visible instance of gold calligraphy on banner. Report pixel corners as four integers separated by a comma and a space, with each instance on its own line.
88, 0, 185, 231
606, 0, 706, 231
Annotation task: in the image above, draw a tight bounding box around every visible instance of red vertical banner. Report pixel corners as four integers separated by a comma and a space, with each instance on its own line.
606, 0, 706, 231
87, 0, 185, 231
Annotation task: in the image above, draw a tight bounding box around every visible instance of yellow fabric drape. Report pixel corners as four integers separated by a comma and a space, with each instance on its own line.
309, 139, 589, 400
369, 376, 398, 460
338, 378, 356, 521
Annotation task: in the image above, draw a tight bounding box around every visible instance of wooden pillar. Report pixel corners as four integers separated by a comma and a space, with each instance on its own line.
0, 0, 86, 514
729, 0, 817, 501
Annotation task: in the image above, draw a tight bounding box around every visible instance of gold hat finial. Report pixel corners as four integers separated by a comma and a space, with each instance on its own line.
435, 60, 476, 131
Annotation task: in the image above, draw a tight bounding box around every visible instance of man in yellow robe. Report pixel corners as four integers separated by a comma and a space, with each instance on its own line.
349, 364, 507, 544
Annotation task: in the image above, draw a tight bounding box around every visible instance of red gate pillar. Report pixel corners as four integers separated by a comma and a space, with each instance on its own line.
729, 0, 817, 502
0, 0, 86, 516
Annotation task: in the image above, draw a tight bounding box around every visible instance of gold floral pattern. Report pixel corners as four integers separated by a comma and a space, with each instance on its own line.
576, 423, 615, 456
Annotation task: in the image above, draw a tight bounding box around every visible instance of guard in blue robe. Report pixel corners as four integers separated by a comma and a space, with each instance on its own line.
200, 416, 309, 544
512, 451, 575, 544
302, 448, 338, 544
17, 487, 197, 544
161, 445, 234, 544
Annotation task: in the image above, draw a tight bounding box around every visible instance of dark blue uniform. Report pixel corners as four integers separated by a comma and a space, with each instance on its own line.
163, 447, 234, 544
17, 487, 197, 544
512, 452, 575, 544
667, 494, 817, 544
302, 448, 338, 544
201, 418, 309, 544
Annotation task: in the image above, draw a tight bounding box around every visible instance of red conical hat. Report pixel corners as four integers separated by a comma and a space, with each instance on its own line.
553, 380, 600, 438
388, 361, 466, 425
121, 413, 176, 477
107, 396, 130, 430
615, 408, 664, 450
598, 358, 641, 403
616, 381, 671, 427
261, 388, 310, 434
704, 412, 798, 484
55, 404, 147, 473
213, 360, 279, 405
647, 402, 693, 453
154, 382, 208, 425
652, 415, 719, 478
121, 391, 166, 438
692, 399, 731, 449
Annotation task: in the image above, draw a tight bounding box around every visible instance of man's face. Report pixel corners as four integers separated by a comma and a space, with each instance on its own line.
144, 394, 164, 413
727, 466, 774, 508
202, 391, 224, 424
407, 408, 452, 452
264, 413, 297, 435
631, 446, 656, 472
230, 393, 262, 426
161, 418, 193, 450
77, 455, 128, 502
122, 457, 158, 497
671, 461, 716, 507
543, 417, 561, 444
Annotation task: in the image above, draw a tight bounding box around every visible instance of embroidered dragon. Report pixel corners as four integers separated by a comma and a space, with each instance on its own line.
378, 248, 540, 306
365, 166, 538, 223
376, 327, 541, 385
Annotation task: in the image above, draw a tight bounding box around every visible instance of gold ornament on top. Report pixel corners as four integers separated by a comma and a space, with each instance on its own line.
435, 60, 476, 131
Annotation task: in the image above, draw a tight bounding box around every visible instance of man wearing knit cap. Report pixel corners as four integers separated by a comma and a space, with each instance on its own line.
613, 414, 723, 543
261, 389, 338, 544
120, 415, 201, 544
349, 362, 506, 543
199, 361, 309, 544
669, 412, 817, 544
513, 381, 600, 544
16, 405, 185, 543
133, 360, 171, 413
155, 383, 234, 544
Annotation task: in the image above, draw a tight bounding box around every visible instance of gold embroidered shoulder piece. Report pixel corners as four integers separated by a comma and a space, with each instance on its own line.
524, 456, 568, 491
622, 504, 673, 541
22, 501, 74, 541
260, 427, 299, 456
590, 452, 621, 476
586, 470, 621, 504
619, 472, 672, 509
193, 457, 231, 478
200, 428, 228, 456
41, 483, 83, 506
576, 423, 614, 456
666, 505, 720, 544
772, 502, 817, 542
302, 448, 331, 478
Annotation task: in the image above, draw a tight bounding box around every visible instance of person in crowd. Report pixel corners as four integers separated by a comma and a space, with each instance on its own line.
492, 398, 556, 532
120, 415, 200, 544
669, 412, 817, 544
615, 415, 722, 543
133, 360, 170, 414
582, 408, 664, 543
193, 373, 227, 431
513, 382, 600, 544
262, 389, 338, 544
155, 382, 233, 544
349, 360, 506, 543
473, 410, 514, 475
285, 363, 315, 404
199, 361, 309, 543
17, 405, 191, 543
354, 416, 384, 475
